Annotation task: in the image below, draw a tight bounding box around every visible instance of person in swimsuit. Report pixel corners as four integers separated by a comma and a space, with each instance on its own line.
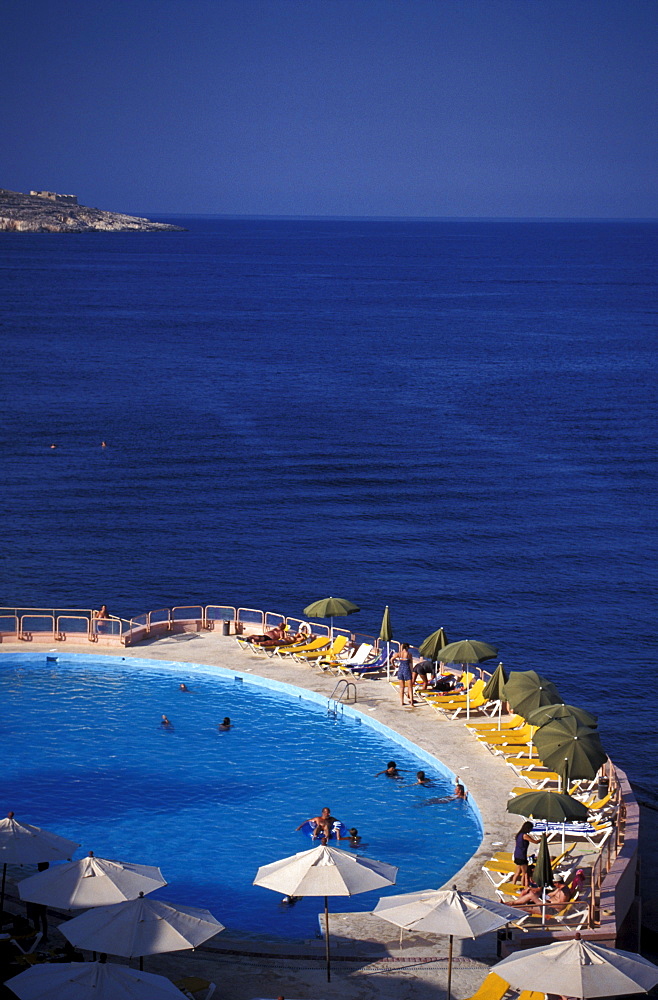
375, 760, 403, 778
392, 643, 414, 706
295, 806, 337, 839
510, 875, 581, 911
244, 623, 288, 644
218, 717, 231, 730
512, 821, 540, 887
95, 605, 110, 634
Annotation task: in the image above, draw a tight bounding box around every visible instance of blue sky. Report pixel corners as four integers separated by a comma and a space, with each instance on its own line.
3, 0, 656, 217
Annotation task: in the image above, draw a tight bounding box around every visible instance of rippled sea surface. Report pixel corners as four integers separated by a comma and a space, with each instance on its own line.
0, 654, 480, 937
0, 218, 656, 805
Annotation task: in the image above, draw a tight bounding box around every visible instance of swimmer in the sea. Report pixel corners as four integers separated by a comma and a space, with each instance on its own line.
161, 715, 173, 728
218, 717, 231, 730
179, 683, 190, 692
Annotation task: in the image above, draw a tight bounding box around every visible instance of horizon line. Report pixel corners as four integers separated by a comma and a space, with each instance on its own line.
142, 212, 658, 222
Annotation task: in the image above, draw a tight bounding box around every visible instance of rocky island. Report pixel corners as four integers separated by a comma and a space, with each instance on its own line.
0, 188, 185, 233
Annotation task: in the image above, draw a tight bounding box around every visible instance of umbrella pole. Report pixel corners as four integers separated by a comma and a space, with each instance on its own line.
324, 895, 331, 982
1, 863, 6, 913
386, 641, 390, 682
446, 933, 453, 1000
139, 956, 144, 972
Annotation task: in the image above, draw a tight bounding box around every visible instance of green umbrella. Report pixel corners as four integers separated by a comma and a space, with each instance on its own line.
507, 788, 589, 856
533, 716, 607, 787
418, 627, 449, 661
433, 639, 498, 720
437, 639, 498, 665
482, 662, 508, 728
526, 703, 598, 729
506, 790, 589, 825
303, 596, 360, 640
502, 670, 561, 720
533, 832, 554, 890
379, 606, 393, 680
532, 833, 554, 925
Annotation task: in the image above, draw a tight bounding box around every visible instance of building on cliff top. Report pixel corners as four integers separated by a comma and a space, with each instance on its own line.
30, 191, 78, 205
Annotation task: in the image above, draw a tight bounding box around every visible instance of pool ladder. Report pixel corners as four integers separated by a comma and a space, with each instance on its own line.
327, 679, 357, 717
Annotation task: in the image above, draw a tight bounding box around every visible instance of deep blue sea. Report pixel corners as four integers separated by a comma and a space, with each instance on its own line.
1, 217, 656, 803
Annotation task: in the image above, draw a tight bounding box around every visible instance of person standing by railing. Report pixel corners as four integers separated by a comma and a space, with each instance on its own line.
94, 605, 110, 634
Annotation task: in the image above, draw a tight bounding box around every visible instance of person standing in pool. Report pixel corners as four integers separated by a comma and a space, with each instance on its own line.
392, 644, 414, 706
218, 717, 231, 730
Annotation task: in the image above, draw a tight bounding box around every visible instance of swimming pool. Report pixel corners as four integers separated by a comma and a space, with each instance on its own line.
2, 653, 481, 939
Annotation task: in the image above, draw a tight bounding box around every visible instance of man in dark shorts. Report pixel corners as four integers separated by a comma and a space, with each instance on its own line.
412, 659, 434, 689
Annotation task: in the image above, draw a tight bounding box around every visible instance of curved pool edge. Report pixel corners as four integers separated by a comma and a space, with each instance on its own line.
0, 635, 519, 898
0, 630, 642, 957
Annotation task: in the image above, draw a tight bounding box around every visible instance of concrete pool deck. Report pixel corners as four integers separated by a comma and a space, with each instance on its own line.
0, 633, 631, 999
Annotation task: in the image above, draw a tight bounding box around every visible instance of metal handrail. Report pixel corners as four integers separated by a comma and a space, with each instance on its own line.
328, 679, 357, 704
19, 614, 55, 639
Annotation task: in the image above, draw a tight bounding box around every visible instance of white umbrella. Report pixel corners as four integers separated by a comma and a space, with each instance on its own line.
493, 934, 658, 998
373, 885, 518, 1000
18, 851, 166, 908
60, 891, 224, 966
0, 811, 79, 910
254, 843, 397, 981
5, 961, 185, 1000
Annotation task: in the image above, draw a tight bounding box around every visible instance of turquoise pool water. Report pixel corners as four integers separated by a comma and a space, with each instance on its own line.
1, 653, 482, 939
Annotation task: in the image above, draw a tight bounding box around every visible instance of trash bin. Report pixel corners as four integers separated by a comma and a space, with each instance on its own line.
222, 620, 230, 636
597, 775, 609, 800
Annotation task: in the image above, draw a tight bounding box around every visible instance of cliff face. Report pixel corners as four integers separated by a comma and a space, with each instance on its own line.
0, 188, 185, 233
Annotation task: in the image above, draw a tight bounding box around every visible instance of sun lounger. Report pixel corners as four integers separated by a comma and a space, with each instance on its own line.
458, 972, 510, 1000
475, 724, 535, 746
532, 819, 613, 849
323, 642, 374, 674
350, 648, 390, 676
293, 634, 348, 664
466, 713, 526, 733
483, 845, 575, 887
272, 636, 331, 658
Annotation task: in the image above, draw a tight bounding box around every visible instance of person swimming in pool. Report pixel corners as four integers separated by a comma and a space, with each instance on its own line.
415, 770, 434, 785
338, 827, 362, 846
161, 715, 173, 728
295, 806, 337, 839
418, 779, 468, 805
218, 717, 231, 730
375, 760, 404, 779
179, 683, 189, 692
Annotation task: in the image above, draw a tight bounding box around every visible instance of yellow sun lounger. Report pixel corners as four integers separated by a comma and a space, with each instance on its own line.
293, 634, 349, 663
272, 636, 331, 658
475, 724, 535, 745
466, 713, 526, 733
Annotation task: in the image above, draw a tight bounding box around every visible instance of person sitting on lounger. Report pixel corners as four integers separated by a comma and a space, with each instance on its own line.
509, 879, 573, 908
